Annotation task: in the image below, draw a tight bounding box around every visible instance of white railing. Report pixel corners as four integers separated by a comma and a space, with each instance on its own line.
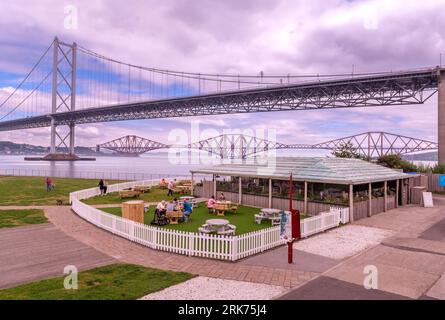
0, 167, 185, 181
69, 176, 190, 203
69, 179, 349, 261
300, 207, 349, 238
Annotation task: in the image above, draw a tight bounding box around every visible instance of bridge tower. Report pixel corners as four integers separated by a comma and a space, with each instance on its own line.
439, 68, 445, 164
48, 37, 78, 159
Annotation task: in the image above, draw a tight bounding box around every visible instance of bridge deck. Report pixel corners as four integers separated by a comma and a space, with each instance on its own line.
0, 68, 440, 131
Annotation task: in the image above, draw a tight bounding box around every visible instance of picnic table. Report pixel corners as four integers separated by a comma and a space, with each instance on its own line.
214, 201, 231, 216
119, 189, 141, 199
255, 208, 283, 226
199, 219, 236, 236
133, 185, 151, 193
175, 185, 191, 194
166, 210, 183, 224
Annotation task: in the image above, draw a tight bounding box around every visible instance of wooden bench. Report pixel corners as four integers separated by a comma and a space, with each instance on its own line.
119, 190, 141, 199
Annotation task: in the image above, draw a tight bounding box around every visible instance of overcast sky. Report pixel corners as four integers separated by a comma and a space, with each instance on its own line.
0, 0, 444, 153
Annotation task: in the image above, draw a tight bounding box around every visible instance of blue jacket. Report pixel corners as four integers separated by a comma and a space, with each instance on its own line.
183, 201, 192, 213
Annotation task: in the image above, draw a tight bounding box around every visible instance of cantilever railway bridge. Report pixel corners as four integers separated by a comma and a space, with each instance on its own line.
0, 37, 444, 161
96, 132, 438, 159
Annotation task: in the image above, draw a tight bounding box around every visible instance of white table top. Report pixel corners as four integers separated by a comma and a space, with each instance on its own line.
180, 196, 195, 200
261, 208, 281, 215
206, 219, 229, 226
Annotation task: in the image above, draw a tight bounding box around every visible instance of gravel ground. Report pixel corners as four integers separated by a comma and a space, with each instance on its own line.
139, 276, 287, 300
294, 225, 393, 260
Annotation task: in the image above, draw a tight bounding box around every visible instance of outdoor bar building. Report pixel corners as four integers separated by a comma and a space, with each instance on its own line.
191, 157, 419, 222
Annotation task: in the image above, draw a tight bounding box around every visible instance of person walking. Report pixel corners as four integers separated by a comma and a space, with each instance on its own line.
46, 177, 52, 192
167, 180, 174, 197
98, 179, 107, 195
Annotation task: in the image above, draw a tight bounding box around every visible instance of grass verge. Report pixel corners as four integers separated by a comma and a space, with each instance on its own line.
0, 263, 193, 300
0, 209, 48, 228
0, 176, 121, 206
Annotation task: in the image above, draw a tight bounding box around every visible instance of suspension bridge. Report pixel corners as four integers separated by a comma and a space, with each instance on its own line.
0, 37, 444, 161
96, 132, 438, 159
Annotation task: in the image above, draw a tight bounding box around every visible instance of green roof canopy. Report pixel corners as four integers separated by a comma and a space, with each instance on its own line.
191, 157, 415, 185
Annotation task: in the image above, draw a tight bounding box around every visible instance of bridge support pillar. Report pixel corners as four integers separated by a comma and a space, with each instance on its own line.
439, 69, 445, 164
33, 39, 89, 161
50, 118, 56, 154
69, 123, 75, 155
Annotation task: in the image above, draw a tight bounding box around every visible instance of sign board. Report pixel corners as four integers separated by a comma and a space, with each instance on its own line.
280, 211, 292, 240
439, 175, 445, 187
422, 192, 434, 208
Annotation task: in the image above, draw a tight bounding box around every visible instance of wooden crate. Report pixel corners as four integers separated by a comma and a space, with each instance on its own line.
122, 200, 145, 224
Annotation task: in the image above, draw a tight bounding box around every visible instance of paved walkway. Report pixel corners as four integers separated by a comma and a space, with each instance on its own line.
44, 206, 317, 288
3, 197, 445, 297
0, 223, 115, 289
282, 201, 445, 299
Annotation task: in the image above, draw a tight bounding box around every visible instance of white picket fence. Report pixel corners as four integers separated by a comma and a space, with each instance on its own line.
69, 179, 349, 261
69, 176, 190, 203
300, 207, 349, 238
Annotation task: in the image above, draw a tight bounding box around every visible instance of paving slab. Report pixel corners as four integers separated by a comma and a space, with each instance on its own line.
277, 276, 411, 300
0, 223, 116, 289
238, 246, 338, 273
325, 245, 441, 299
382, 237, 445, 256
425, 274, 445, 299
354, 204, 445, 238
419, 218, 445, 242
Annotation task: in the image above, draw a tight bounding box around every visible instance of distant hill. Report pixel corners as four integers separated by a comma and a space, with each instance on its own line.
0, 141, 104, 156
402, 151, 437, 161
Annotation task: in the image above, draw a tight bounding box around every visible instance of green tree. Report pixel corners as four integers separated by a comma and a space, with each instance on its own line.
332, 142, 364, 159
377, 154, 420, 172
376, 154, 404, 168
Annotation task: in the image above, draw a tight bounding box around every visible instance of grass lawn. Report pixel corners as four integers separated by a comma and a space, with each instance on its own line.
0, 176, 121, 206
0, 264, 193, 300
0, 209, 48, 228
83, 186, 190, 205
101, 203, 276, 235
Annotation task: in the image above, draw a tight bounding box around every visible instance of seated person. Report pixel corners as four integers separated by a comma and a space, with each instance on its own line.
160, 178, 168, 187
156, 200, 167, 215
182, 199, 193, 223
166, 200, 176, 212
207, 195, 216, 209
219, 193, 226, 201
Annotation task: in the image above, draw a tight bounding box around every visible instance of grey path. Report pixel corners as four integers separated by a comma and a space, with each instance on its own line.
0, 223, 116, 289
277, 276, 411, 300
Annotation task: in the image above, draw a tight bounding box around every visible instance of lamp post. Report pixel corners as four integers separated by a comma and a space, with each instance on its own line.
288, 173, 301, 264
